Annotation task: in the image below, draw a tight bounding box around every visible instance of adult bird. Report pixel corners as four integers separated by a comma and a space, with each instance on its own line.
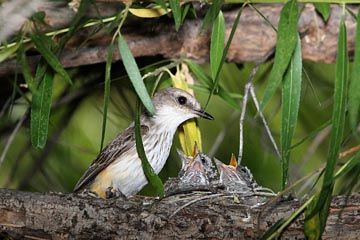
73, 87, 214, 198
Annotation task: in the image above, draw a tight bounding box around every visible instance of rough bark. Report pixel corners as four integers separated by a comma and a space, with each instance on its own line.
0, 189, 360, 239
0, 3, 358, 77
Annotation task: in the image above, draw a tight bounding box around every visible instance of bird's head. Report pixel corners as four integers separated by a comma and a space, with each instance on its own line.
150, 87, 213, 127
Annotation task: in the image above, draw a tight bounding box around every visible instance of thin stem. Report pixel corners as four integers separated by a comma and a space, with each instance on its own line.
249, 84, 281, 160
238, 64, 260, 165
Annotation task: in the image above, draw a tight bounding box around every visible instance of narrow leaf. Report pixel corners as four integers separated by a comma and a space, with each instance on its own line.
154, 0, 167, 13
281, 35, 302, 190
135, 101, 164, 197
314, 3, 331, 21
335, 151, 360, 179
31, 69, 54, 148
181, 3, 192, 22
30, 32, 72, 84
100, 42, 114, 151
349, 9, 360, 131
201, 0, 224, 32
169, 0, 182, 31
304, 193, 322, 240
320, 10, 349, 210
59, 0, 91, 48
118, 34, 155, 115
261, 0, 299, 110
0, 43, 19, 63
18, 43, 34, 92
205, 3, 246, 108
210, 11, 225, 81
306, 12, 349, 238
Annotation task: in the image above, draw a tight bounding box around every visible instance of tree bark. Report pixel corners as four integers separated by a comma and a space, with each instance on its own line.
0, 189, 360, 239
0, 3, 357, 77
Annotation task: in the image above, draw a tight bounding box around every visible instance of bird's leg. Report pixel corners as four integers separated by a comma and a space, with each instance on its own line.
105, 186, 127, 199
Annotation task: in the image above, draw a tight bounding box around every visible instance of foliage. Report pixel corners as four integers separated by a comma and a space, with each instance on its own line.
0, 0, 359, 239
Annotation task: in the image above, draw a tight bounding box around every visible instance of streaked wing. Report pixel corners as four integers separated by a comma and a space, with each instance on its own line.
73, 125, 149, 192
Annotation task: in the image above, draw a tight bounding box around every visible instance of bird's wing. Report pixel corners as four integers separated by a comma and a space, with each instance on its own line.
73, 125, 149, 192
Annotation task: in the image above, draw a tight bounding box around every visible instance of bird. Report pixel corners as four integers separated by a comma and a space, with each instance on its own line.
73, 87, 214, 198
165, 148, 257, 196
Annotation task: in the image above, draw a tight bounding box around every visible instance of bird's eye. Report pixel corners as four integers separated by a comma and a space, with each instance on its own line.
177, 96, 187, 105
200, 156, 206, 164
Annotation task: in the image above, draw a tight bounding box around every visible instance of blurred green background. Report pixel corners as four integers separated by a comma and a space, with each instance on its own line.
0, 58, 358, 196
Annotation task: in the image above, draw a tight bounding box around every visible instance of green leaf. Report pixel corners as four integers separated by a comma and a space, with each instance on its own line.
349, 9, 360, 131
335, 151, 360, 179
321, 10, 349, 208
135, 101, 164, 197
181, 3, 192, 22
169, 0, 182, 31
154, 0, 168, 13
261, 0, 299, 110
59, 0, 91, 48
100, 42, 114, 152
281, 35, 302, 190
31, 69, 54, 148
30, 32, 72, 85
0, 44, 19, 63
306, 12, 349, 239
260, 219, 285, 240
18, 43, 34, 92
314, 3, 331, 21
304, 193, 322, 240
31, 11, 56, 31
205, 3, 246, 108
118, 34, 155, 115
201, 0, 224, 32
210, 11, 225, 81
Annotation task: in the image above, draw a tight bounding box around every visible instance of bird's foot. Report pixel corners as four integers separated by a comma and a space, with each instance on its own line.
105, 187, 127, 200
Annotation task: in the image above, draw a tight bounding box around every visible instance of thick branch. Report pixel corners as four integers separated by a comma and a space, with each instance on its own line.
0, 4, 357, 77
0, 189, 360, 239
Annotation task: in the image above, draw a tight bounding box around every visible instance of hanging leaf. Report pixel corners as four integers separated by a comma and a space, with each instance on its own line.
0, 43, 19, 63
261, 0, 299, 110
314, 3, 331, 21
58, 0, 91, 48
305, 12, 349, 239
18, 43, 34, 92
349, 9, 360, 131
169, 0, 182, 31
31, 69, 54, 148
154, 0, 168, 13
205, 3, 246, 108
135, 101, 164, 197
281, 35, 302, 190
30, 32, 72, 85
118, 34, 155, 115
201, 0, 224, 32
210, 11, 225, 81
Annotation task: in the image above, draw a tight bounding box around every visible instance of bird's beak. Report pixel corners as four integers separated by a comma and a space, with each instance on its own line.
195, 109, 214, 120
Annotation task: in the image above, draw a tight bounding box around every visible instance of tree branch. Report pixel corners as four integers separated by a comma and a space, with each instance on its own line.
0, 4, 357, 77
0, 189, 360, 239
